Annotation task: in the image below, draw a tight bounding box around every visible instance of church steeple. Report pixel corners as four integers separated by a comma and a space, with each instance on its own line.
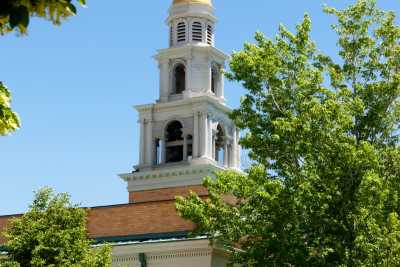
120, 0, 240, 203
155, 0, 225, 103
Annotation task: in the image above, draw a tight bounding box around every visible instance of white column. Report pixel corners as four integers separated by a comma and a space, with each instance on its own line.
139, 119, 145, 166
183, 135, 188, 160
161, 138, 166, 164
199, 112, 207, 158
232, 128, 238, 168
159, 61, 169, 102
145, 120, 153, 166
212, 132, 216, 160
186, 57, 192, 97
193, 112, 199, 158
224, 141, 229, 167
207, 114, 212, 159
219, 70, 225, 98
236, 129, 241, 169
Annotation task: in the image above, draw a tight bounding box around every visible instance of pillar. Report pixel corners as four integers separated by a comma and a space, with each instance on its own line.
159, 60, 169, 102
183, 135, 188, 160
139, 119, 145, 166
207, 114, 212, 159
232, 128, 238, 168
236, 128, 241, 169
224, 141, 229, 167
212, 132, 216, 160
199, 112, 207, 158
193, 112, 199, 158
161, 138, 166, 164
145, 120, 153, 166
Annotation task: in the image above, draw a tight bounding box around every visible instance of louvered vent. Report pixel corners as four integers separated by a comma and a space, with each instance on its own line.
177, 22, 186, 43
192, 22, 203, 42
207, 25, 213, 45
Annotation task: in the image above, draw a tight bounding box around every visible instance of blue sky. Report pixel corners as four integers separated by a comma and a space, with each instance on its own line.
1, 0, 399, 215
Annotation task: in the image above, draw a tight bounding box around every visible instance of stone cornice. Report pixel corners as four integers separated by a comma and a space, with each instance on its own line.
120, 161, 224, 192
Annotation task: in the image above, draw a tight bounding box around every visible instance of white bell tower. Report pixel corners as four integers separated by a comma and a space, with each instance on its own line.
120, 0, 240, 202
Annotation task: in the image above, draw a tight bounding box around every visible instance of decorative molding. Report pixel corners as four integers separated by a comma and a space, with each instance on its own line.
147, 248, 212, 262
120, 162, 224, 192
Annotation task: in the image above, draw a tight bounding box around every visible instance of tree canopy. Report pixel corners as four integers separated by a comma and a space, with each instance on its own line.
176, 0, 400, 266
0, 0, 85, 35
0, 188, 111, 267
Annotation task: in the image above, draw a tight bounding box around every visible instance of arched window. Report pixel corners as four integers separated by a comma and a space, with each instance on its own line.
166, 121, 184, 163
215, 124, 225, 166
177, 21, 186, 43
173, 64, 186, 94
192, 21, 203, 42
211, 65, 219, 94
207, 24, 213, 45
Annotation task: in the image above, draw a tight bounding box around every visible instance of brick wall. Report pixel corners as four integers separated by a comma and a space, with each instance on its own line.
86, 200, 195, 239
0, 215, 20, 244
129, 185, 208, 203
0, 200, 195, 245
0, 186, 208, 245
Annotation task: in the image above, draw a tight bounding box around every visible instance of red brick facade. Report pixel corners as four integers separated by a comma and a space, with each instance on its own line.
129, 185, 208, 203
86, 200, 195, 239
0, 196, 199, 245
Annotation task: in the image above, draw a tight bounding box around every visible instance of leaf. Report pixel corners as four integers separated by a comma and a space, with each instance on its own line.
9, 6, 29, 29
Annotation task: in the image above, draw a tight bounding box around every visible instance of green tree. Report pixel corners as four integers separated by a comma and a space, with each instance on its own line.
0, 188, 111, 267
0, 0, 85, 135
176, 0, 400, 266
0, 83, 20, 135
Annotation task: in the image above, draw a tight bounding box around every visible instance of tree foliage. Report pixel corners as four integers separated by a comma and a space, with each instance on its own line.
0, 83, 20, 136
0, 188, 111, 267
176, 0, 400, 266
0, 0, 85, 35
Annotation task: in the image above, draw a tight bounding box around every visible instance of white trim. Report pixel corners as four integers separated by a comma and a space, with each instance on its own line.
119, 162, 224, 192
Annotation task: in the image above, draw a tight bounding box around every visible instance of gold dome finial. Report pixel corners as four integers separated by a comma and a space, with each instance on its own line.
172, 0, 213, 7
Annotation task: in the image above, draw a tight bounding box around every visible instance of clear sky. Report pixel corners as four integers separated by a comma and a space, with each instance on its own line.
1, 0, 399, 215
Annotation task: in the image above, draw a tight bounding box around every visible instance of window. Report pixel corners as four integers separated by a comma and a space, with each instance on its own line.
177, 22, 186, 43
166, 121, 184, 163
173, 64, 186, 94
211, 65, 219, 94
207, 24, 213, 45
192, 21, 203, 42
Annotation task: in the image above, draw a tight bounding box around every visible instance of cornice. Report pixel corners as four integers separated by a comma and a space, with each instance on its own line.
119, 161, 224, 192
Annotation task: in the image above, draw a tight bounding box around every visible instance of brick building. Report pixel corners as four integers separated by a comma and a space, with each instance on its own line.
0, 0, 241, 266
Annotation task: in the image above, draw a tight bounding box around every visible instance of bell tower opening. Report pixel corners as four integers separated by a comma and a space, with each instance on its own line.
173, 64, 186, 95
165, 121, 184, 163
215, 124, 226, 166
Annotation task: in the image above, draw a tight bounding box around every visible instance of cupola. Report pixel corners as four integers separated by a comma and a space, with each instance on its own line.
172, 0, 213, 6
168, 0, 216, 47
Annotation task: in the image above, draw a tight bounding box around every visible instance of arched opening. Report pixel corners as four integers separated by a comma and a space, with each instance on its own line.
174, 64, 186, 94
192, 21, 203, 42
211, 65, 219, 94
165, 121, 184, 163
215, 124, 225, 166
